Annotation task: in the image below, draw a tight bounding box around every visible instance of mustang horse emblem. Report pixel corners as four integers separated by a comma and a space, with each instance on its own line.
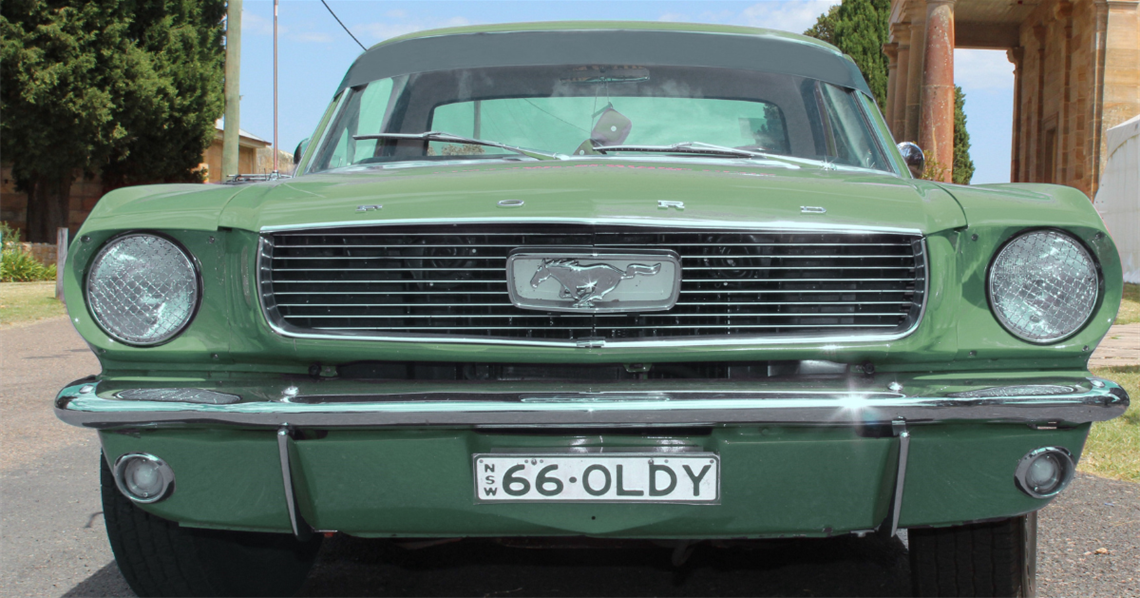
530, 259, 662, 308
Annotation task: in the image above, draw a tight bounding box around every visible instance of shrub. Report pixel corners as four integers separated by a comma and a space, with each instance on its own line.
1, 221, 57, 282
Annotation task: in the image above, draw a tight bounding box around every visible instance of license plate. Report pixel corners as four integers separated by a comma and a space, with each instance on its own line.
473, 453, 720, 503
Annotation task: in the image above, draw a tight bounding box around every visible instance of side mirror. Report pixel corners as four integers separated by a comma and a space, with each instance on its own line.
293, 138, 310, 166
897, 142, 924, 178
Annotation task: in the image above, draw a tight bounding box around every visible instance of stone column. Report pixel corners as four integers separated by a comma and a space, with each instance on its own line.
919, 0, 956, 182
1057, 2, 1074, 187
905, 13, 926, 142
1092, 0, 1140, 197
883, 42, 899, 132
892, 23, 912, 138
1032, 24, 1047, 182
1007, 47, 1024, 182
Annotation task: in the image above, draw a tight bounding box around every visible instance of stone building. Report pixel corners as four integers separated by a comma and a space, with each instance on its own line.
885, 0, 1139, 197
0, 166, 104, 235
200, 119, 288, 183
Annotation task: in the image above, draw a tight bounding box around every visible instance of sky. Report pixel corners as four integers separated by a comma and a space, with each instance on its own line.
236, 0, 1015, 183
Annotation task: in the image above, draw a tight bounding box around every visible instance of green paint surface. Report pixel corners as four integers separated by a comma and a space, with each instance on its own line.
101, 429, 292, 532
104, 424, 1086, 537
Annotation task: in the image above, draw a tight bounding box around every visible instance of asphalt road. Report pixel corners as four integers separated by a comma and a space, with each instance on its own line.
1, 316, 1136, 597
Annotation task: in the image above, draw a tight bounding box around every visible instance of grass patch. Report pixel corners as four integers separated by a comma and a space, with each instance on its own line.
0, 282, 67, 327
1081, 365, 1140, 482
1116, 283, 1140, 325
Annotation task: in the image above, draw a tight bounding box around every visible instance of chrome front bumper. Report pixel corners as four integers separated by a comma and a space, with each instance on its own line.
56, 376, 1129, 429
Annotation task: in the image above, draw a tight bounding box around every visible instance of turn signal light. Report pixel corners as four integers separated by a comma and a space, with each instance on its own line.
1014, 446, 1074, 499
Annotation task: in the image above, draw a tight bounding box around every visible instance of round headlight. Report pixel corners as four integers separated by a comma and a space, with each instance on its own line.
988, 230, 1098, 343
86, 233, 199, 345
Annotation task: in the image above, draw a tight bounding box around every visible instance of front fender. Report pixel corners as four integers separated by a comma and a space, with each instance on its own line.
934, 182, 1122, 366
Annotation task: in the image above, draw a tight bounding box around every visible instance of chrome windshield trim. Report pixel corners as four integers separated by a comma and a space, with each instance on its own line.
301, 90, 351, 176
56, 379, 1128, 429
255, 226, 928, 348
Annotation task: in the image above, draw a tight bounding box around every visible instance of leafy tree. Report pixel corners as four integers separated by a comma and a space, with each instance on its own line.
0, 0, 224, 242
803, 0, 890, 108
2, 0, 134, 242
952, 85, 974, 185
101, 0, 226, 189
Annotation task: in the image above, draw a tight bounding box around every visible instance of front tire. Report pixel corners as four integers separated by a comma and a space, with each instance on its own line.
909, 513, 1037, 597
101, 454, 321, 597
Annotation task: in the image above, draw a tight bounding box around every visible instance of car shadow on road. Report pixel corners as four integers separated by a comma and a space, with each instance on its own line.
62, 561, 134, 597
300, 534, 912, 597
59, 535, 911, 597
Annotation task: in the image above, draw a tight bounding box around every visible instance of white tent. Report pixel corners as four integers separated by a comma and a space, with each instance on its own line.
1094, 113, 1140, 283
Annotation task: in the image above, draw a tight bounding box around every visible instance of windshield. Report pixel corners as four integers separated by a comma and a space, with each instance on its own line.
308, 65, 893, 173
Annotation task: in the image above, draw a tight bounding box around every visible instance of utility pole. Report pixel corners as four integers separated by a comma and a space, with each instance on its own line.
222, 0, 242, 180
273, 0, 279, 175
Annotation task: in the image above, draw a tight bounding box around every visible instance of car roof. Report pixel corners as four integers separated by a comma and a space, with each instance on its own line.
336, 21, 870, 97
373, 21, 841, 53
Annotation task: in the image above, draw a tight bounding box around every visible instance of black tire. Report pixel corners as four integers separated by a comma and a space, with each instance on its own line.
909, 513, 1037, 597
101, 454, 322, 597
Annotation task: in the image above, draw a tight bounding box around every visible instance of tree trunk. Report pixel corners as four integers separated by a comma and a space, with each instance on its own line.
24, 173, 73, 243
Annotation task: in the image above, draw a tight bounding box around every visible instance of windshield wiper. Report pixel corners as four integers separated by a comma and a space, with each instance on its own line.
352, 131, 563, 161
591, 141, 846, 170
592, 141, 764, 159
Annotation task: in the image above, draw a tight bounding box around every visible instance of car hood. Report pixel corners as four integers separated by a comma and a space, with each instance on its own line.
215, 159, 966, 234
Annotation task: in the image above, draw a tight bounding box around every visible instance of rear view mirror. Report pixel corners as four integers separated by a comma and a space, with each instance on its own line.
897, 142, 924, 178
294, 138, 310, 165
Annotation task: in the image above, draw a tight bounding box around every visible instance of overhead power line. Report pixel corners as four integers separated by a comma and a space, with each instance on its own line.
321, 0, 366, 51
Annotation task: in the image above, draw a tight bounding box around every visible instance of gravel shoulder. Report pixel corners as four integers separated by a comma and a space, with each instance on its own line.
1037, 473, 1140, 597
0, 316, 100, 469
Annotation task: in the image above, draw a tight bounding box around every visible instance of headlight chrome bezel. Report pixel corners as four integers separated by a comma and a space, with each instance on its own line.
112, 452, 176, 503
986, 228, 1102, 345
1013, 446, 1075, 499
84, 231, 203, 347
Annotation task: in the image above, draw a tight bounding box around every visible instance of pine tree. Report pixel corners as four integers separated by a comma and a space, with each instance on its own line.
0, 0, 224, 242
805, 0, 974, 183
952, 86, 975, 185
804, 4, 840, 46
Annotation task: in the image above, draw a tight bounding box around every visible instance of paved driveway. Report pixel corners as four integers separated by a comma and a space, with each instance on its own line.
1089, 322, 1140, 367
1, 317, 1136, 597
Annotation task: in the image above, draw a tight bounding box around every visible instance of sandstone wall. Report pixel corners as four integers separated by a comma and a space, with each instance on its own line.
1, 164, 103, 237
1013, 0, 1139, 198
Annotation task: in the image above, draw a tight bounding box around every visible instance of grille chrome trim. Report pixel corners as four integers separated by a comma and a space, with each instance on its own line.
260, 218, 925, 235
257, 223, 929, 348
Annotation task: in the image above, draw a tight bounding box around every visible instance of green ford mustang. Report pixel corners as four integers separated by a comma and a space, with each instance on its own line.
56, 22, 1128, 597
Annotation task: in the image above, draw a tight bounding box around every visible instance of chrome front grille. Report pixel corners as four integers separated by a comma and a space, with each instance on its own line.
259, 224, 926, 344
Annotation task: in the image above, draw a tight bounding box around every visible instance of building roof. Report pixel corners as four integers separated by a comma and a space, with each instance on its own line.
214, 119, 271, 147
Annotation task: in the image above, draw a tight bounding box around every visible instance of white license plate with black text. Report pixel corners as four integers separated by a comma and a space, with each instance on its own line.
474, 453, 720, 503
